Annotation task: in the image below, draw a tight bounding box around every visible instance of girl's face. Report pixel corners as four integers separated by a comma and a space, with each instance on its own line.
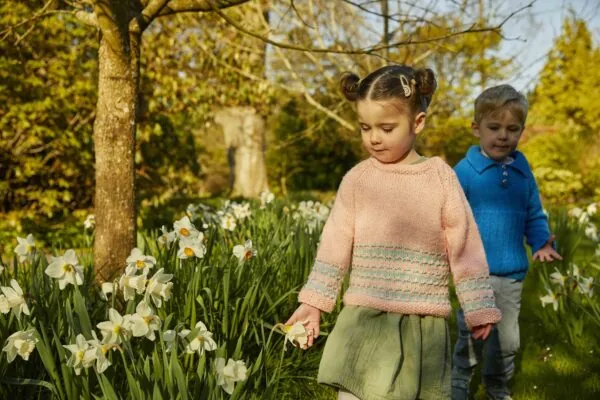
472, 107, 524, 161
357, 99, 425, 164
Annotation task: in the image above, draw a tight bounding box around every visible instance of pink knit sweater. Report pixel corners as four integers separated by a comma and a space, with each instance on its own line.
298, 156, 502, 329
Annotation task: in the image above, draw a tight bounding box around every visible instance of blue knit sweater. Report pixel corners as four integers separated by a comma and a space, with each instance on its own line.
454, 146, 552, 280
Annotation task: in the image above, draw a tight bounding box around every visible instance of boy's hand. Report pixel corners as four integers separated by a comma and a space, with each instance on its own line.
533, 240, 563, 263
471, 323, 493, 340
285, 303, 321, 349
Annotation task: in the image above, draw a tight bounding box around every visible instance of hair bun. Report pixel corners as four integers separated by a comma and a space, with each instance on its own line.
339, 72, 361, 101
414, 68, 437, 97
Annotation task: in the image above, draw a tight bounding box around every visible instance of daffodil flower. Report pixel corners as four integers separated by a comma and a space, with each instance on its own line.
578, 276, 594, 298
85, 332, 116, 374
540, 288, 559, 311
100, 281, 116, 301
45, 249, 84, 290
232, 240, 257, 262
260, 191, 275, 208
130, 300, 161, 341
119, 271, 147, 301
274, 320, 309, 350
221, 214, 237, 231
173, 216, 200, 240
232, 202, 251, 220
585, 224, 598, 241
587, 202, 597, 216
215, 357, 248, 394
158, 225, 177, 246
0, 295, 10, 314
177, 236, 207, 260
550, 269, 567, 287
97, 308, 132, 345
179, 321, 217, 356
14, 234, 36, 263
125, 248, 157, 276
145, 268, 173, 308
83, 214, 95, 230
0, 279, 30, 319
2, 329, 38, 363
64, 334, 93, 375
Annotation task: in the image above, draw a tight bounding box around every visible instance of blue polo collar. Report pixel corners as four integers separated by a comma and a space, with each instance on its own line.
466, 146, 529, 176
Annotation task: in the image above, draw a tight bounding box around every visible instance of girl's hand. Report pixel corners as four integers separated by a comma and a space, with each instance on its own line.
533, 242, 563, 263
471, 323, 493, 340
285, 303, 321, 349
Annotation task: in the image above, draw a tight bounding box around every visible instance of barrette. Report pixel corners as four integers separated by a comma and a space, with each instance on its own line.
400, 75, 412, 97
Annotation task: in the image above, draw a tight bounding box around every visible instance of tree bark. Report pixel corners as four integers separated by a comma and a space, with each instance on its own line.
93, 2, 140, 281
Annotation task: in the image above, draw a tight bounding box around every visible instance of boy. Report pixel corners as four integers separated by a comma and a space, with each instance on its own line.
451, 85, 562, 400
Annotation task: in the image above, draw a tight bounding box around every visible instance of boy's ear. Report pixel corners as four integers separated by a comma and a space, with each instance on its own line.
414, 112, 426, 134
471, 121, 480, 138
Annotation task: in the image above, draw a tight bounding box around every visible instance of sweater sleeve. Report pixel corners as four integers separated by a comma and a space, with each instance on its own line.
298, 172, 355, 312
440, 163, 502, 329
525, 172, 552, 253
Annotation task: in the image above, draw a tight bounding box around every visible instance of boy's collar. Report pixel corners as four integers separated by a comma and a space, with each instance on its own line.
466, 145, 529, 176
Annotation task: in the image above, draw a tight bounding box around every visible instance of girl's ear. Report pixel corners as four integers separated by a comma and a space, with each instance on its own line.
414, 112, 427, 134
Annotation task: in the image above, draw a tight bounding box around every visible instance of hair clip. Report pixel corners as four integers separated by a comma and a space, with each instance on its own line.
400, 75, 412, 97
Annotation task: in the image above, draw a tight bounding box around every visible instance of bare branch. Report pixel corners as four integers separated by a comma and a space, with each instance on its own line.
160, 0, 249, 15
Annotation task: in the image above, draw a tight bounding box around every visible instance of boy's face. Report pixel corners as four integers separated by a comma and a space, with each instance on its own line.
472, 107, 524, 161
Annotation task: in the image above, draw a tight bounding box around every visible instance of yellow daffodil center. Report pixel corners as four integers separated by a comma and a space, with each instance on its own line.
180, 228, 190, 237
283, 325, 291, 333
136, 260, 145, 269
113, 325, 121, 334
26, 245, 33, 252
144, 316, 154, 324
63, 264, 74, 273
184, 247, 194, 256
77, 350, 85, 360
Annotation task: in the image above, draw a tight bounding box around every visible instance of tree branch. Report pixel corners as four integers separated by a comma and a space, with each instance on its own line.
159, 0, 249, 16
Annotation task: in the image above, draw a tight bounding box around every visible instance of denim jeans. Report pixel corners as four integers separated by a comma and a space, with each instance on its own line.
451, 276, 523, 400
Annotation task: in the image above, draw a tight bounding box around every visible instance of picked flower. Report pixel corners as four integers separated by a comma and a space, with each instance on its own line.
232, 240, 257, 262
215, 357, 248, 394
97, 308, 132, 345
125, 247, 157, 275
45, 249, 84, 290
274, 321, 309, 350
14, 234, 36, 263
130, 300, 161, 341
173, 216, 200, 240
2, 329, 38, 363
177, 236, 206, 260
145, 268, 174, 308
1, 279, 30, 319
179, 321, 217, 356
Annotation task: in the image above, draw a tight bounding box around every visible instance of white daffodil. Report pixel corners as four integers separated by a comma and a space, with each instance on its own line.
0, 295, 10, 314
177, 235, 206, 260
45, 249, 84, 290
2, 329, 38, 363
1, 279, 30, 319
277, 321, 309, 350
587, 202, 597, 216
569, 207, 583, 219
540, 288, 559, 311
125, 248, 157, 276
571, 264, 580, 278
216, 358, 248, 394
100, 281, 116, 301
163, 330, 177, 352
232, 240, 257, 262
173, 216, 200, 240
97, 308, 132, 345
578, 276, 594, 298
186, 204, 200, 221
145, 268, 174, 308
85, 332, 115, 374
550, 269, 567, 287
260, 190, 275, 208
158, 225, 177, 246
179, 321, 217, 356
221, 214, 237, 231
14, 234, 36, 263
84, 214, 95, 230
585, 224, 598, 241
231, 202, 252, 220
119, 271, 147, 301
130, 300, 161, 341
64, 334, 92, 375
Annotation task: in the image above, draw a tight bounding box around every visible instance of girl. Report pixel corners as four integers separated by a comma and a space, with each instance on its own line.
285, 65, 501, 400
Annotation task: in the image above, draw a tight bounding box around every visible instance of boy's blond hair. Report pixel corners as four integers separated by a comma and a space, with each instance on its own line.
474, 84, 528, 125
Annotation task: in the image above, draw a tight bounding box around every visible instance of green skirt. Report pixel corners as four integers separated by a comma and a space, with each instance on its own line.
318, 305, 451, 400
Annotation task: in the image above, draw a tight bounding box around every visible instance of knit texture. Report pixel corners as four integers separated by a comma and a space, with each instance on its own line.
298, 156, 501, 329
454, 146, 552, 280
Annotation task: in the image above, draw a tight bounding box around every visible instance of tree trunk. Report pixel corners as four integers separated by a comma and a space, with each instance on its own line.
93, 29, 140, 281
214, 107, 268, 198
